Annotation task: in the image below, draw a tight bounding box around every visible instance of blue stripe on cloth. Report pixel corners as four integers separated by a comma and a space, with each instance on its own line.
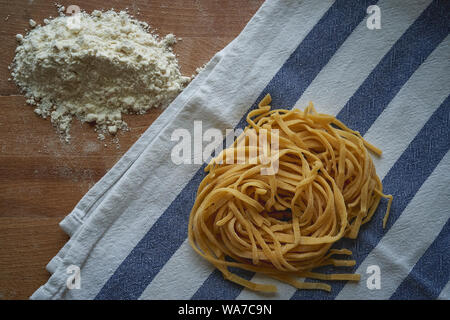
291, 95, 450, 300
95, 0, 378, 300
336, 0, 450, 136
192, 0, 382, 300
390, 219, 450, 300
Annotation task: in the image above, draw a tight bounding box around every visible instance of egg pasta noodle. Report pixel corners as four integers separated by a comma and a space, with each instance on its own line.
188, 94, 393, 293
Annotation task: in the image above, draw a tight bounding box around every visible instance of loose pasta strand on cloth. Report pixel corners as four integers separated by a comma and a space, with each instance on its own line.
188, 94, 393, 293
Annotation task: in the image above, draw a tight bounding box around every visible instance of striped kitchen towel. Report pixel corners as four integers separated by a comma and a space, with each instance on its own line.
31, 0, 449, 300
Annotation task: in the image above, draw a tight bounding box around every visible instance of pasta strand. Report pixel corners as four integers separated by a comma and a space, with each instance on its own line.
188, 94, 393, 293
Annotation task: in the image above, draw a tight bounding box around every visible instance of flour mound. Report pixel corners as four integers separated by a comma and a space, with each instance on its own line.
11, 9, 191, 142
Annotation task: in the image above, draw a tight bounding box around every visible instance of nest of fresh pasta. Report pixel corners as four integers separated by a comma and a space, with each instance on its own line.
188, 94, 392, 293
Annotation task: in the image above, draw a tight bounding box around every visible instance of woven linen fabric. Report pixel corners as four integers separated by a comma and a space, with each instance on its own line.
31, 0, 450, 300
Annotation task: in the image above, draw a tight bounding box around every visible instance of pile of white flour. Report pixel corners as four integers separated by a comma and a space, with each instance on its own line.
11, 8, 191, 142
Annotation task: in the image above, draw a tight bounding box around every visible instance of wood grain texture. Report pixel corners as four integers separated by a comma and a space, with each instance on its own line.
0, 0, 263, 299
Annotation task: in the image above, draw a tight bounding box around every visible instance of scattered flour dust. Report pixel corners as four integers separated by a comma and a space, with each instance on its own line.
11, 6, 191, 143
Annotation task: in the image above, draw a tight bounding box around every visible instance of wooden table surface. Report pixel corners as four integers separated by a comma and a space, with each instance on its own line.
0, 0, 263, 300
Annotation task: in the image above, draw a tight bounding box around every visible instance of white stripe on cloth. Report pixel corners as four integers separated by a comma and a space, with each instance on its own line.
44, 45, 227, 275
361, 35, 450, 180
293, 0, 433, 113
137, 0, 336, 300
438, 281, 450, 300
238, 0, 433, 300
42, 51, 224, 275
